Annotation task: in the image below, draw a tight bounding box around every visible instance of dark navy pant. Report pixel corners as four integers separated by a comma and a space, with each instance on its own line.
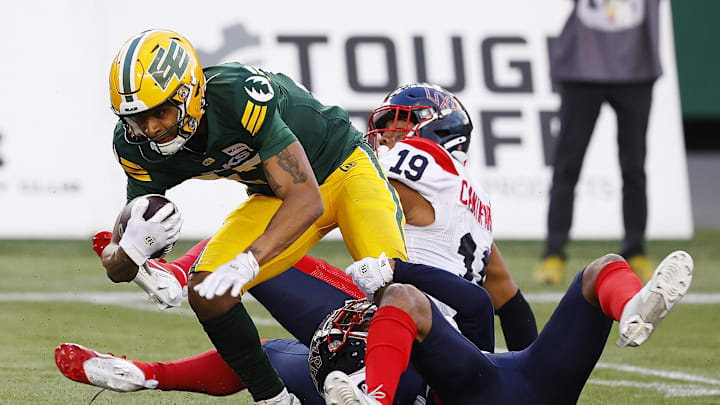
412, 270, 612, 404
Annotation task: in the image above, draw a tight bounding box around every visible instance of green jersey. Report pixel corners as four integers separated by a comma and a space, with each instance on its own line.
113, 63, 365, 201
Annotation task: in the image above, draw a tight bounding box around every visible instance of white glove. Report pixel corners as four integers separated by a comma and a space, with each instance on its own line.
193, 252, 259, 299
119, 198, 182, 266
256, 387, 301, 405
344, 253, 393, 300
133, 260, 184, 310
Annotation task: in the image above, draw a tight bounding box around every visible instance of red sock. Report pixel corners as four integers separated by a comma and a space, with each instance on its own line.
146, 260, 189, 288
135, 350, 245, 395
152, 238, 211, 288
365, 306, 417, 405
171, 238, 211, 274
593, 260, 643, 321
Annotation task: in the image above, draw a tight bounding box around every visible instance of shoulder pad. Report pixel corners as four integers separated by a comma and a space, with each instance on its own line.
400, 137, 458, 176
233, 66, 279, 135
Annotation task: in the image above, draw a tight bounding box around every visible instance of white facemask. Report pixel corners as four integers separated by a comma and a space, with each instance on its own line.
150, 135, 187, 156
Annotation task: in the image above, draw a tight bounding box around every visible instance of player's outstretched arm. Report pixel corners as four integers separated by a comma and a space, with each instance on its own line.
249, 141, 323, 265
482, 243, 519, 310
392, 259, 492, 317
193, 142, 323, 301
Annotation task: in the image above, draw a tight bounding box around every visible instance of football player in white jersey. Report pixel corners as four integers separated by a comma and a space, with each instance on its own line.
368, 83, 537, 351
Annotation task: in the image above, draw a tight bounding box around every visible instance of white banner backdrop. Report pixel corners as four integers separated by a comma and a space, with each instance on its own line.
0, 0, 692, 240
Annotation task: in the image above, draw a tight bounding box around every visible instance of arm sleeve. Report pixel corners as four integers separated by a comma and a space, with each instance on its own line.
254, 112, 297, 161
231, 71, 297, 161
392, 259, 491, 318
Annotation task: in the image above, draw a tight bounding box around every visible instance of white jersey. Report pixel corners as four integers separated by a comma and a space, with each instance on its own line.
379, 137, 493, 317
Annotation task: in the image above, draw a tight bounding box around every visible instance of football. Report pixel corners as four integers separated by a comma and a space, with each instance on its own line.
115, 194, 178, 259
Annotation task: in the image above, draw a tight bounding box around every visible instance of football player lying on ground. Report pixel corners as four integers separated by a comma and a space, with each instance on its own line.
369, 83, 537, 350
323, 250, 693, 404
57, 237, 692, 403
57, 238, 498, 404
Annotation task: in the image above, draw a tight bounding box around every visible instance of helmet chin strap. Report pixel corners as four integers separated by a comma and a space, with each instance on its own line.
150, 135, 187, 155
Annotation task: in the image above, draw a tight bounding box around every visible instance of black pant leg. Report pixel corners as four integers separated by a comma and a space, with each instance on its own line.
608, 81, 654, 257
545, 82, 605, 257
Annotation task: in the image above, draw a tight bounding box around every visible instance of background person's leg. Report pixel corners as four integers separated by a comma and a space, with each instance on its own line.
610, 82, 653, 264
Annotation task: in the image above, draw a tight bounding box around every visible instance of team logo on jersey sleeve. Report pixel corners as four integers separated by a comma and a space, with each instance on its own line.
242, 76, 274, 135
340, 162, 357, 172
244, 76, 274, 102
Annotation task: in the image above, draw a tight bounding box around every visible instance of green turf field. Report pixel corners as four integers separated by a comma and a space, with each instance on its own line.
1, 232, 719, 404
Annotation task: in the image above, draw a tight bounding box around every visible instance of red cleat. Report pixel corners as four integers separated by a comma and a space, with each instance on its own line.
54, 343, 157, 392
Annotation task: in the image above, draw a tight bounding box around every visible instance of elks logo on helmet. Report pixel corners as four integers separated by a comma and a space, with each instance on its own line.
244, 76, 274, 103
110, 30, 206, 160
367, 83, 473, 165
148, 39, 190, 92
424, 86, 462, 111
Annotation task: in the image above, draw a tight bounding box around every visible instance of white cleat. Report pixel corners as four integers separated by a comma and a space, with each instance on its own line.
256, 387, 302, 404
133, 260, 184, 310
617, 250, 694, 347
55, 343, 157, 392
323, 371, 384, 405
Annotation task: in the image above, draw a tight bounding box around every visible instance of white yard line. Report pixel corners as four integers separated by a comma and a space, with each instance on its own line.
0, 291, 281, 326
595, 363, 720, 386
588, 380, 720, 398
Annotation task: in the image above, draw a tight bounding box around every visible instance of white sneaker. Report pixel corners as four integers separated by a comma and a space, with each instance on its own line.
133, 260, 184, 310
55, 343, 157, 392
256, 387, 301, 404
617, 250, 694, 347
323, 370, 384, 405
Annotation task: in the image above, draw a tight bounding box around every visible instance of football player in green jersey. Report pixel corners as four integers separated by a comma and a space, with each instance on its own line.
99, 29, 407, 405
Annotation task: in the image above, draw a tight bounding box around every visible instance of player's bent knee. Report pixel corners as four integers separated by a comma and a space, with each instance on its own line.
585, 254, 626, 279
379, 284, 432, 338
581, 253, 626, 303
188, 272, 242, 321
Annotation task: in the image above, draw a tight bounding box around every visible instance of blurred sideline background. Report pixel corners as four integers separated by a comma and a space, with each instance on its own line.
1, 0, 716, 240
673, 1, 720, 229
